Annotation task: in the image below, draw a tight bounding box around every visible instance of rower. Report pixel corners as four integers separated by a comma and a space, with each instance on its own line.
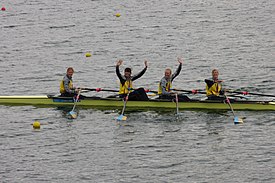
116, 59, 149, 101
158, 57, 190, 101
60, 67, 83, 98
205, 69, 229, 101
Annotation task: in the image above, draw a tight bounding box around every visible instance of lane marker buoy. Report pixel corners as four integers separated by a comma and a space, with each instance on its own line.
33, 121, 41, 129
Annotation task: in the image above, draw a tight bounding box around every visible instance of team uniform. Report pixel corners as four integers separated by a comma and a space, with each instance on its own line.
158, 63, 190, 101
116, 65, 149, 101
60, 74, 76, 97
205, 78, 225, 101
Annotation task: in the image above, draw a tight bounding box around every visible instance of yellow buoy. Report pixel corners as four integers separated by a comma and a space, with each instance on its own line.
115, 13, 121, 17
85, 53, 91, 57
33, 121, 40, 129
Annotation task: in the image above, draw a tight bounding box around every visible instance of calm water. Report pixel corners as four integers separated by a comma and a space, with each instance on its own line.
0, 0, 274, 182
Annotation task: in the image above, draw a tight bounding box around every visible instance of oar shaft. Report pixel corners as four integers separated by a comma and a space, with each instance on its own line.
175, 93, 179, 115
121, 93, 130, 115
229, 90, 275, 97
72, 91, 81, 111
82, 88, 119, 92
172, 89, 206, 94
224, 94, 236, 117
83, 87, 159, 94
227, 99, 236, 116
174, 88, 275, 97
121, 99, 127, 116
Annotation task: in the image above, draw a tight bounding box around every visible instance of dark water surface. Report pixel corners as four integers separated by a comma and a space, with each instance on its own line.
0, 0, 274, 182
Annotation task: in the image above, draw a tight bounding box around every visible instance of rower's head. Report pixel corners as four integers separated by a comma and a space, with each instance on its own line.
67, 67, 74, 78
124, 68, 132, 78
164, 68, 172, 79
212, 69, 219, 80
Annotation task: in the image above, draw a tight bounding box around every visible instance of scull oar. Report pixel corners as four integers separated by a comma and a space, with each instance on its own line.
224, 93, 243, 124
83, 87, 159, 94
69, 90, 81, 119
228, 90, 275, 98
173, 88, 275, 98
172, 89, 206, 95
83, 87, 158, 98
82, 88, 119, 92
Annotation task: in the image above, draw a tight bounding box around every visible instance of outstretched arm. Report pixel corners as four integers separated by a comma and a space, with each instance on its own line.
116, 59, 125, 84
116, 59, 123, 66
177, 57, 183, 64
132, 60, 148, 81
171, 57, 183, 81
144, 60, 148, 67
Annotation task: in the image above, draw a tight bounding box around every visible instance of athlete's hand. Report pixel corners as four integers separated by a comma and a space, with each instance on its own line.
177, 57, 183, 64
75, 88, 81, 93
144, 60, 148, 67
117, 59, 123, 66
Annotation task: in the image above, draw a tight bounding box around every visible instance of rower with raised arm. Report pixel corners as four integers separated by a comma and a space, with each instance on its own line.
205, 69, 226, 101
60, 67, 81, 98
116, 59, 149, 101
158, 57, 190, 101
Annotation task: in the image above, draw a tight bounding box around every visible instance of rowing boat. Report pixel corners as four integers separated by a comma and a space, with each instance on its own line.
0, 95, 274, 111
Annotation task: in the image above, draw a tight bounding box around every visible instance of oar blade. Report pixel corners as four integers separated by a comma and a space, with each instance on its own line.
117, 114, 127, 121
234, 116, 243, 124
69, 111, 77, 119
